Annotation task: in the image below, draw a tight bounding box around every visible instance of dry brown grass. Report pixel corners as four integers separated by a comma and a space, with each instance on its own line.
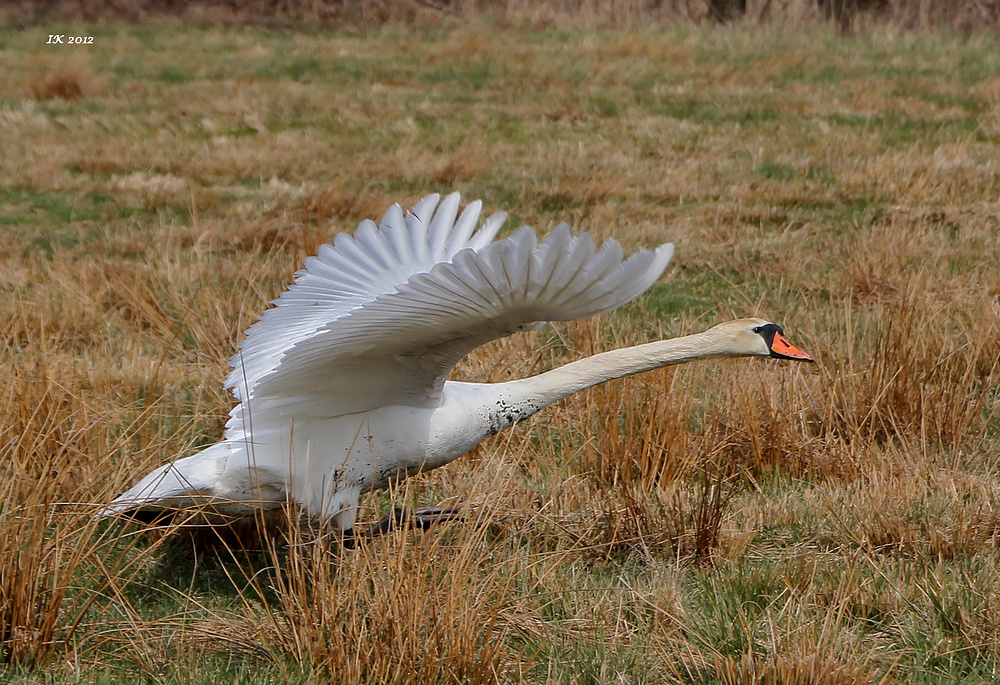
25, 56, 104, 102
1, 19, 999, 684
261, 506, 540, 681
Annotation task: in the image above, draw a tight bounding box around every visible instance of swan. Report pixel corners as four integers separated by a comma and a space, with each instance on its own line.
103, 193, 812, 540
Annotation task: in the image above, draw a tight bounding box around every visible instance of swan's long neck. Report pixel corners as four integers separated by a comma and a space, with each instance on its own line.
481, 327, 748, 433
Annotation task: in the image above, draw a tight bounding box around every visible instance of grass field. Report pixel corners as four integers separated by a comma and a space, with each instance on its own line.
1, 18, 999, 684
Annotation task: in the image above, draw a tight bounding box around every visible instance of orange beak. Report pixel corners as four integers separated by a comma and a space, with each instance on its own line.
770, 332, 813, 362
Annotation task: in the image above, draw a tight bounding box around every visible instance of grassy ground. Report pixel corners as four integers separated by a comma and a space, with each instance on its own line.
1, 18, 999, 684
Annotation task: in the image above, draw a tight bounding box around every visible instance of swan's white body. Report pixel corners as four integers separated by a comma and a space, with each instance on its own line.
104, 193, 810, 532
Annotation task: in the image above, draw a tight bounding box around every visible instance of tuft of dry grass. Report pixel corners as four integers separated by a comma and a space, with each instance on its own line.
0, 346, 167, 668
261, 504, 539, 682
26, 56, 104, 102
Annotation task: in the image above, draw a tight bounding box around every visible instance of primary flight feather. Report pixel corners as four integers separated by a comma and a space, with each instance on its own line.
104, 193, 811, 537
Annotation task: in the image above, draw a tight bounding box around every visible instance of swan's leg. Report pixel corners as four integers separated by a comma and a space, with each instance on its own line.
324, 489, 360, 549
362, 507, 464, 539
331, 505, 357, 533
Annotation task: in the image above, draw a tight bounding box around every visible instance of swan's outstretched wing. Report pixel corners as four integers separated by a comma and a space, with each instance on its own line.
226, 193, 507, 404
225, 194, 673, 436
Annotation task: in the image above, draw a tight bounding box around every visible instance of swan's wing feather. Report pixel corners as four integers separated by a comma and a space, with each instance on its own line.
241, 224, 673, 424
226, 193, 508, 402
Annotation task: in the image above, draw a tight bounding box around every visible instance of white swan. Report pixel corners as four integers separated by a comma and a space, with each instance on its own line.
103, 193, 812, 538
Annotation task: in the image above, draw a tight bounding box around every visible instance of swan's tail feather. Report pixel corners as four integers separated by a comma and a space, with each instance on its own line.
98, 446, 228, 519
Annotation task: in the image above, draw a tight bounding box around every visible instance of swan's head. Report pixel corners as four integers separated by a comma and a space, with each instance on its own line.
709, 318, 814, 362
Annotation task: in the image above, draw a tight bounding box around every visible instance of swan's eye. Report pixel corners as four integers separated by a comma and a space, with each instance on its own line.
752, 326, 762, 334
